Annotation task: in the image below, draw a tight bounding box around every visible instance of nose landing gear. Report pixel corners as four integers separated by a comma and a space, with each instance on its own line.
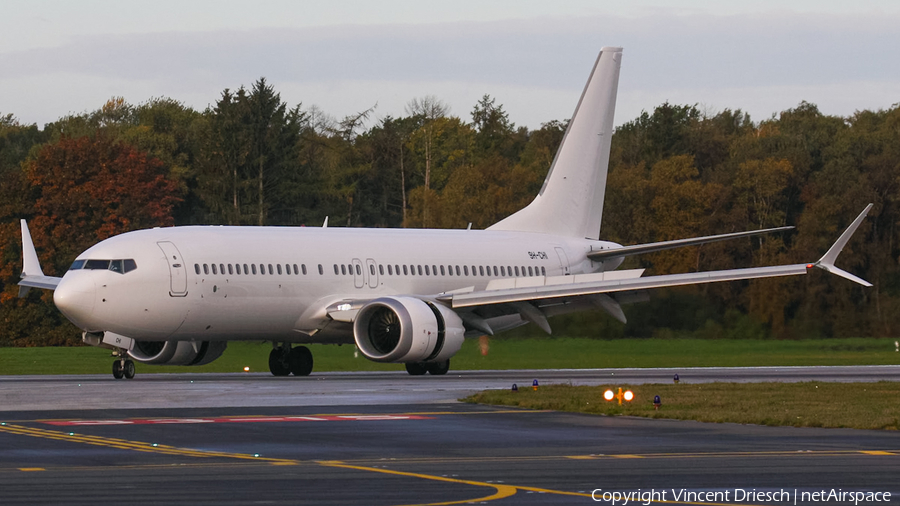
111, 349, 135, 379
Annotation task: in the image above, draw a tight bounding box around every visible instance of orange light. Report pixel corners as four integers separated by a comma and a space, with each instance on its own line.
806, 263, 814, 269
623, 390, 634, 402
243, 366, 250, 372
603, 389, 615, 401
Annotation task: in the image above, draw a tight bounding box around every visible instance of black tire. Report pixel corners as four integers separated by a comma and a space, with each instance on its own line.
405, 362, 428, 375
112, 360, 124, 379
268, 348, 291, 376
123, 360, 136, 379
426, 360, 450, 376
289, 346, 313, 376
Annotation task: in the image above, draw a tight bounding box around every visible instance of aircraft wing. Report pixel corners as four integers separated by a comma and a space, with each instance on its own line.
438, 204, 873, 314
587, 226, 793, 261
17, 219, 62, 296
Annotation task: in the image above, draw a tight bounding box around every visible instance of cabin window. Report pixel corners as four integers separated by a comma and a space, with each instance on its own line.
402, 265, 408, 275
514, 266, 519, 277
431, 265, 437, 276
416, 265, 422, 276
440, 266, 445, 276
194, 264, 200, 275
424, 265, 430, 276
379, 265, 384, 276
356, 264, 362, 275
249, 264, 255, 275
528, 266, 534, 276
267, 264, 273, 275
387, 265, 393, 275
395, 265, 400, 275
541, 266, 546, 276
479, 266, 484, 276
499, 266, 505, 276
447, 265, 453, 276
277, 264, 283, 275
463, 266, 469, 276
370, 264, 376, 276
334, 264, 339, 275
227, 264, 233, 275
203, 264, 209, 275
301, 265, 307, 275
318, 264, 323, 275
493, 266, 499, 276
341, 265, 346, 275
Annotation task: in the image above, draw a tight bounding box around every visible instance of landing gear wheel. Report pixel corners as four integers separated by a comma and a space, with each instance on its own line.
405, 362, 428, 376
123, 360, 136, 379
426, 360, 450, 376
112, 360, 124, 379
268, 347, 291, 376
289, 346, 313, 376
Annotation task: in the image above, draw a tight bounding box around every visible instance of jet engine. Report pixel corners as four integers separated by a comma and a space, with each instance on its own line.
353, 297, 465, 363
129, 340, 227, 366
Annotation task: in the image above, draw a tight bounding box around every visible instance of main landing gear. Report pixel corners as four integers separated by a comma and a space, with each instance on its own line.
269, 343, 313, 377
111, 349, 135, 380
405, 360, 450, 376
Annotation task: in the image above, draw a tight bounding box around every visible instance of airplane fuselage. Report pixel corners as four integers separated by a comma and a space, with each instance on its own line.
54, 226, 623, 344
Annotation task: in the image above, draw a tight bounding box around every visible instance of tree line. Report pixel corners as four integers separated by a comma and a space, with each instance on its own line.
0, 78, 898, 346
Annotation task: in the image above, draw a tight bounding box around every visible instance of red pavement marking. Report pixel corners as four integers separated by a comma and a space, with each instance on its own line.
42, 415, 433, 426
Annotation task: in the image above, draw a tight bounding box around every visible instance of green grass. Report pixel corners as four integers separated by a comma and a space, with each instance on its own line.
0, 337, 898, 375
463, 382, 900, 430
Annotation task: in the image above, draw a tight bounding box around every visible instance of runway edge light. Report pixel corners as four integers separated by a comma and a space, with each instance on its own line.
673, 374, 680, 384
653, 395, 661, 410
604, 389, 615, 401
512, 383, 518, 392
533, 379, 539, 391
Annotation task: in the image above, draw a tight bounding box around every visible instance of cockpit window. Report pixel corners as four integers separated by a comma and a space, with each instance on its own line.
85, 259, 111, 270
72, 259, 137, 274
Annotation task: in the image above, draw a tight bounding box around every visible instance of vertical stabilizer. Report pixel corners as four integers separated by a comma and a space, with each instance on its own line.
487, 47, 622, 240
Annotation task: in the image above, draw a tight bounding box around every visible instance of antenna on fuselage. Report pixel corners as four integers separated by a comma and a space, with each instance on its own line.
322, 216, 329, 228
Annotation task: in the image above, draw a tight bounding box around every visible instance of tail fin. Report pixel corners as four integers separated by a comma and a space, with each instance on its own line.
487, 47, 622, 240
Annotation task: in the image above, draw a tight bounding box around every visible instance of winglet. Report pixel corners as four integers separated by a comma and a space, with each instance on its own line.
20, 219, 44, 277
813, 204, 873, 287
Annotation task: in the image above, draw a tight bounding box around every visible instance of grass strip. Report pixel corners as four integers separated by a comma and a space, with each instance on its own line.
463, 382, 900, 430
1, 337, 899, 375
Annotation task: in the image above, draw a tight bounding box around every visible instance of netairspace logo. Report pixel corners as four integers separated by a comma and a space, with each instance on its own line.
590, 488, 893, 505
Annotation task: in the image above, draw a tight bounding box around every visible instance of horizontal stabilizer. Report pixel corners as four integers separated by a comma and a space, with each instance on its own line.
588, 226, 793, 261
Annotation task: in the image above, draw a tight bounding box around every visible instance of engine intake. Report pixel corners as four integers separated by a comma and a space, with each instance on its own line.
353, 297, 464, 363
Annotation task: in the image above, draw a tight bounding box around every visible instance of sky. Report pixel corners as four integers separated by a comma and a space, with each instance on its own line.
1, 1, 898, 130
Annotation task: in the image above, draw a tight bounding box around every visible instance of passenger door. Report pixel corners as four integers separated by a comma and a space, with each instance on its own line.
157, 241, 188, 296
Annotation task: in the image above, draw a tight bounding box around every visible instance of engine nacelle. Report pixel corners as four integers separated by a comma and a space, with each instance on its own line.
353, 297, 465, 363
129, 340, 227, 366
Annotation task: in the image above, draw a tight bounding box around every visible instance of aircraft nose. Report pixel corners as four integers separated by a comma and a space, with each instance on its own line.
53, 274, 97, 329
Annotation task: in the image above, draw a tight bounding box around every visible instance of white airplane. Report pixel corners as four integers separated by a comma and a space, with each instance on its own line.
18, 47, 872, 379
